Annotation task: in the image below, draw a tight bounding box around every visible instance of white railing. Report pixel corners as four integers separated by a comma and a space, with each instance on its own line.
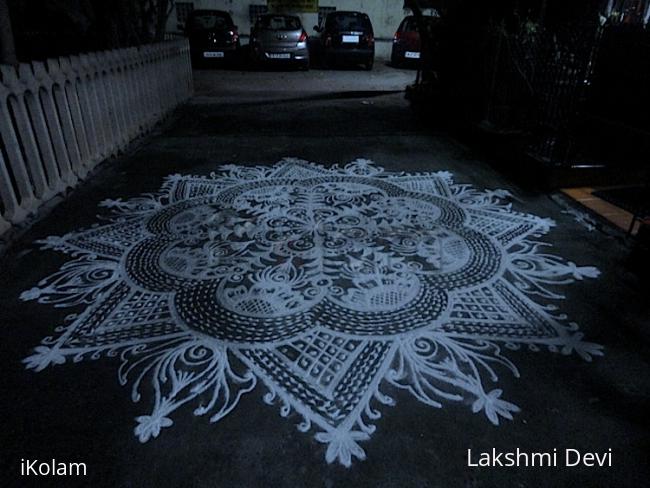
0, 39, 193, 237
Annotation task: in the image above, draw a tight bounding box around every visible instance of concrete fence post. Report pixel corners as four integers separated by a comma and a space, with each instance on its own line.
121, 49, 138, 140
46, 58, 84, 185
97, 52, 120, 157
19, 64, 65, 195
72, 54, 101, 167
0, 96, 36, 221
80, 54, 106, 161
89, 53, 113, 158
1, 64, 55, 203
109, 50, 129, 150
59, 57, 91, 178
132, 47, 149, 134
32, 61, 77, 188
0, 130, 30, 223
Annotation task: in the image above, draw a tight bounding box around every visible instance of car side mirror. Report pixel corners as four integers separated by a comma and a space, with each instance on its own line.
313, 25, 321, 33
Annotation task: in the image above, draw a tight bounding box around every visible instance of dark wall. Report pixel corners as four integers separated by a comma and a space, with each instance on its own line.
589, 25, 650, 130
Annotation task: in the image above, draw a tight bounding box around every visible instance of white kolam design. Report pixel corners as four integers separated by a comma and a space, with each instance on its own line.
22, 158, 602, 467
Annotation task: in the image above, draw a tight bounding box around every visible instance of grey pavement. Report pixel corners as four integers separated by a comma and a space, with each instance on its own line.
0, 67, 648, 488
191, 62, 416, 103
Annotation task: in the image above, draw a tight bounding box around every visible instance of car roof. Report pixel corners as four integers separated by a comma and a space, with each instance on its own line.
401, 15, 441, 27
258, 13, 300, 19
328, 11, 369, 16
190, 10, 231, 16
403, 15, 440, 20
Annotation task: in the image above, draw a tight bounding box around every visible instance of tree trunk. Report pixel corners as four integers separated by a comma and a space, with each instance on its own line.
155, 0, 173, 41
406, 0, 434, 83
0, 0, 18, 65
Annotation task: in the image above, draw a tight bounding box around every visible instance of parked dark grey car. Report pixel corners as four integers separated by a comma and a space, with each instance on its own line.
250, 14, 309, 69
314, 11, 374, 70
185, 10, 240, 66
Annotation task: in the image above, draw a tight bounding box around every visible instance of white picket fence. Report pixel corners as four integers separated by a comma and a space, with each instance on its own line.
0, 39, 193, 237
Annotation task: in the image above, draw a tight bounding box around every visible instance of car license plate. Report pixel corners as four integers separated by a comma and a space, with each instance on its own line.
405, 51, 421, 59
203, 52, 224, 58
268, 53, 291, 59
342, 35, 359, 43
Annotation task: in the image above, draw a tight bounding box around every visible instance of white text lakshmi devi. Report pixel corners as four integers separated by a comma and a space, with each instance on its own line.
467, 448, 612, 468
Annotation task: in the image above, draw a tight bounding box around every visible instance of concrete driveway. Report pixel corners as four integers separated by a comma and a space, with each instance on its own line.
0, 67, 648, 488
192, 63, 416, 102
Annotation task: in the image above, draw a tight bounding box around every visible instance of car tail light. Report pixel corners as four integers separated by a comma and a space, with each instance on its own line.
393, 31, 401, 43
299, 30, 308, 42
325, 35, 332, 47
363, 34, 374, 45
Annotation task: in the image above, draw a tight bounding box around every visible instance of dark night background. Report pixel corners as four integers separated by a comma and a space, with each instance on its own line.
0, 1, 649, 487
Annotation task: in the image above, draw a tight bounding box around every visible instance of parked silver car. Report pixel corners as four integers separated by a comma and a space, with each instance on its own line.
250, 14, 309, 69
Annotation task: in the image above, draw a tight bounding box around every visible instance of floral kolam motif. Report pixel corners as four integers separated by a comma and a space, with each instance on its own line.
22, 158, 602, 466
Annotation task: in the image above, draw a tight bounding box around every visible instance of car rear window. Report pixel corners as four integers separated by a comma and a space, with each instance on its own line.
403, 16, 439, 32
326, 13, 372, 32
257, 15, 302, 31
403, 17, 417, 31
190, 12, 232, 30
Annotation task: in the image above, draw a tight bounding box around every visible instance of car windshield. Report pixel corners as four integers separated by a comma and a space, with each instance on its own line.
190, 12, 232, 30
326, 13, 371, 32
257, 15, 301, 31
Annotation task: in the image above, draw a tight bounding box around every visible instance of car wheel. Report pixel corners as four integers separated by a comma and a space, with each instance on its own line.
364, 58, 374, 71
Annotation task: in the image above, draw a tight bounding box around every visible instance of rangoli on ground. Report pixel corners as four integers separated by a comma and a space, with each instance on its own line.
22, 158, 602, 466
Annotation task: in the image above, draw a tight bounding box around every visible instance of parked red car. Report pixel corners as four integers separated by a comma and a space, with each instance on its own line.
391, 15, 439, 68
